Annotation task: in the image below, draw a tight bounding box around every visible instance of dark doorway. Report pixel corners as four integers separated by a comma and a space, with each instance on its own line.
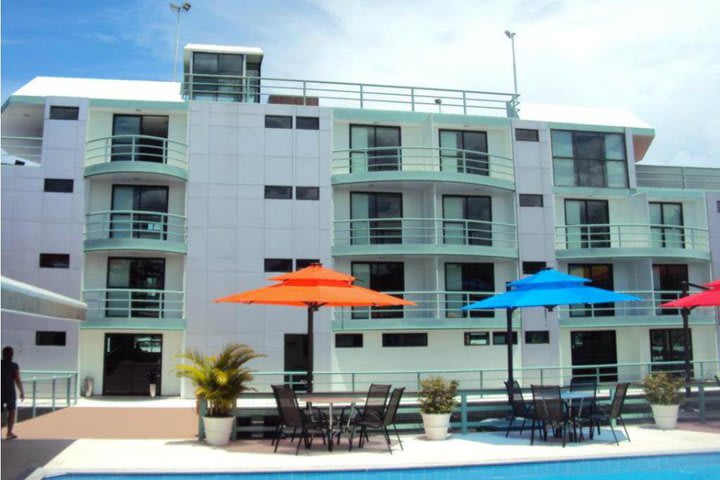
284, 334, 308, 391
570, 330, 618, 382
103, 333, 162, 395
351, 262, 405, 319
652, 264, 689, 315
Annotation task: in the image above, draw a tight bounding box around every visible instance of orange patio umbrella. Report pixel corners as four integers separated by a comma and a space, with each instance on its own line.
215, 263, 414, 392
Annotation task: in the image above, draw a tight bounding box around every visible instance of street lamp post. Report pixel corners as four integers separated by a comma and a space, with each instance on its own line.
504, 30, 518, 96
170, 2, 192, 82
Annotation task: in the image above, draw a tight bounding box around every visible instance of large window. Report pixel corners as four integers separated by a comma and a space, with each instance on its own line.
567, 264, 614, 317
106, 258, 165, 318
112, 115, 169, 163
192, 52, 245, 102
351, 262, 404, 319
552, 130, 627, 188
439, 129, 488, 175
350, 125, 401, 172
111, 185, 169, 240
442, 195, 492, 246
445, 263, 494, 318
650, 202, 684, 248
564, 199, 610, 248
650, 328, 692, 375
350, 192, 402, 245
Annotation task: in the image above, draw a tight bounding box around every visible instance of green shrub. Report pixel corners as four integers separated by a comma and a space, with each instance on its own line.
418, 376, 459, 414
643, 372, 684, 405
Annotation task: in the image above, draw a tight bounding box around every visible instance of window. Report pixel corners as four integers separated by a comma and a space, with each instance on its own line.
551, 130, 627, 188
653, 264, 688, 315
265, 185, 292, 199
716, 200, 720, 213
335, 333, 363, 348
106, 258, 165, 318
36, 331, 67, 346
111, 185, 169, 240
519, 194, 543, 207
464, 332, 489, 346
382, 333, 427, 347
112, 115, 169, 163
44, 179, 74, 193
264, 258, 293, 272
564, 199, 610, 248
352, 262, 404, 319
515, 128, 539, 142
650, 202, 684, 248
296, 187, 319, 200
350, 192, 402, 245
650, 328, 692, 375
568, 264, 614, 317
493, 332, 518, 345
525, 331, 550, 344
39, 253, 70, 268
350, 125, 401, 172
439, 129, 488, 175
49, 106, 79, 120
445, 263, 494, 318
442, 195, 492, 246
191, 52, 245, 101
295, 259, 319, 269
522, 261, 546, 275
296, 116, 319, 130
265, 115, 292, 129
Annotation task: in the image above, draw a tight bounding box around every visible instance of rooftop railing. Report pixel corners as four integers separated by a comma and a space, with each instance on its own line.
182, 74, 520, 117
83, 288, 184, 320
1, 136, 43, 164
85, 211, 187, 244
85, 135, 188, 170
636, 164, 720, 190
555, 223, 710, 252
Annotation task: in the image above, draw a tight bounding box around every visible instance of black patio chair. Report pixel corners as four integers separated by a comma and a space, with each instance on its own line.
531, 385, 570, 447
569, 377, 597, 439
504, 380, 535, 437
715, 375, 720, 388
583, 382, 630, 445
271, 384, 328, 455
337, 383, 391, 446
350, 387, 405, 454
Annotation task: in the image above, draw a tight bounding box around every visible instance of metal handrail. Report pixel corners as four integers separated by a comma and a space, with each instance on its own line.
1, 135, 43, 164
85, 135, 188, 169
555, 223, 710, 250
555, 290, 718, 319
83, 288, 184, 319
182, 73, 520, 117
19, 372, 78, 417
636, 165, 720, 190
331, 146, 514, 182
85, 210, 187, 243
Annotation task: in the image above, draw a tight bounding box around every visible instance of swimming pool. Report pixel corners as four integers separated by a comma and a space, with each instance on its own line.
52, 452, 720, 480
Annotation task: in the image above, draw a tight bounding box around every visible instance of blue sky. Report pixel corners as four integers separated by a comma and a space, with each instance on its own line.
3, 0, 719, 166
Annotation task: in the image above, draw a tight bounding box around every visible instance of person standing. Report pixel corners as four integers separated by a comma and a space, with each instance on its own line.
2, 346, 24, 439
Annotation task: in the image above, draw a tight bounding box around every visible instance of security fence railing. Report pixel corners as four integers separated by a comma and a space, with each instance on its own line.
85, 135, 188, 170
85, 210, 187, 244
18, 371, 79, 417
555, 223, 710, 252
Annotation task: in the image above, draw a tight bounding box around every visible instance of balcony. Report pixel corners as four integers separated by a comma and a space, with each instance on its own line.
84, 135, 188, 180
1, 136, 43, 165
333, 218, 517, 258
636, 165, 720, 190
332, 290, 514, 331
331, 147, 514, 189
84, 211, 187, 254
555, 224, 710, 260
557, 290, 717, 328
82, 289, 184, 330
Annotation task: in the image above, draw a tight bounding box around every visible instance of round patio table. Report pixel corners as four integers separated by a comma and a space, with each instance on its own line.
300, 395, 365, 451
560, 390, 596, 441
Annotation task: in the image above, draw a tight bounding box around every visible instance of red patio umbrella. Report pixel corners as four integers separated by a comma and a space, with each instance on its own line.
215, 263, 414, 392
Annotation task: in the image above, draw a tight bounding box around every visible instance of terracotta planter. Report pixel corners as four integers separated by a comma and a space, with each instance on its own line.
203, 416, 234, 446
421, 413, 451, 440
651, 404, 679, 430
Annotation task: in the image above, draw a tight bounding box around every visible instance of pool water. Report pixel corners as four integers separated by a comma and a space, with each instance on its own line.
54, 452, 720, 480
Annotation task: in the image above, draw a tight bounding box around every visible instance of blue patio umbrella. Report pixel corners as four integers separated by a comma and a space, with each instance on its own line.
462, 269, 641, 388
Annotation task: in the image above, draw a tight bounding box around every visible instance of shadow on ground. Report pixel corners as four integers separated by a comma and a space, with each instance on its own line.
1, 439, 75, 480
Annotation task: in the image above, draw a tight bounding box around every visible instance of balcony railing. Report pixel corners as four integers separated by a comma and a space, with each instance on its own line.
182, 74, 520, 117
555, 224, 709, 252
83, 289, 184, 320
1, 136, 43, 164
636, 164, 720, 190
333, 218, 517, 252
85, 135, 188, 170
85, 210, 187, 244
331, 146, 514, 184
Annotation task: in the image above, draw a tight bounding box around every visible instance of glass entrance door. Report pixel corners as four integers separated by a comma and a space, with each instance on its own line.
570, 330, 618, 382
103, 333, 162, 395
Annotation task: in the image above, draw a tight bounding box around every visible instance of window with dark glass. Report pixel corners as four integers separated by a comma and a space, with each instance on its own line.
445, 263, 494, 319
44, 179, 73, 193
382, 333, 427, 347
106, 258, 165, 318
442, 195, 492, 246
336, 333, 363, 348
191, 52, 245, 101
551, 130, 627, 188
265, 115, 293, 129
49, 106, 79, 120
519, 194, 543, 207
439, 129, 488, 175
650, 328, 692, 375
296, 186, 319, 200
570, 330, 618, 382
264, 258, 293, 272
525, 331, 550, 344
295, 259, 319, 269
36, 331, 67, 346
39, 253, 70, 268
568, 264, 614, 317
350, 125, 401, 172
522, 261, 546, 275
110, 185, 169, 240
650, 202, 684, 248
564, 199, 610, 248
653, 264, 688, 316
112, 115, 169, 163
515, 128, 539, 142
265, 185, 292, 199
246, 62, 261, 103
351, 262, 404, 319
493, 331, 518, 345
464, 332, 489, 346
350, 192, 402, 245
296, 116, 319, 130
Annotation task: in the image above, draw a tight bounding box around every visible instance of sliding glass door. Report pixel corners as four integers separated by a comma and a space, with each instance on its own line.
106, 258, 165, 318
350, 192, 402, 245
111, 185, 168, 240
350, 125, 401, 172
442, 195, 492, 246
565, 199, 610, 248
439, 130, 488, 175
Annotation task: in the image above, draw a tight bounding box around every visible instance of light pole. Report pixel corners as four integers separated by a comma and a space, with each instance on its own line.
504, 30, 518, 96
170, 2, 192, 82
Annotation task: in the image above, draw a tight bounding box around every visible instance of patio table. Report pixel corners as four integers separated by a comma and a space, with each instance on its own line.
301, 395, 365, 451
560, 390, 596, 441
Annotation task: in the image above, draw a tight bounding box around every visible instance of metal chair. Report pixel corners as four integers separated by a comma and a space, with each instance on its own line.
271, 384, 327, 455
338, 383, 391, 446
350, 387, 405, 454
504, 380, 535, 437
569, 377, 597, 439
584, 382, 631, 445
531, 385, 570, 447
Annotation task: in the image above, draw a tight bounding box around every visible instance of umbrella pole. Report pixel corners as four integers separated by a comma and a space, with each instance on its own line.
506, 307, 515, 399
681, 307, 691, 397
307, 305, 315, 393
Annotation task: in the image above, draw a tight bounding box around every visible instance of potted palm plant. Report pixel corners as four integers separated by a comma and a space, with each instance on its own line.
418, 376, 459, 440
175, 343, 264, 446
643, 371, 684, 430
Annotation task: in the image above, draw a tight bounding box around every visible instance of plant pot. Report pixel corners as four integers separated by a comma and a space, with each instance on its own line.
421, 413, 451, 440
203, 416, 234, 446
149, 384, 157, 398
651, 404, 679, 430
84, 378, 93, 397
